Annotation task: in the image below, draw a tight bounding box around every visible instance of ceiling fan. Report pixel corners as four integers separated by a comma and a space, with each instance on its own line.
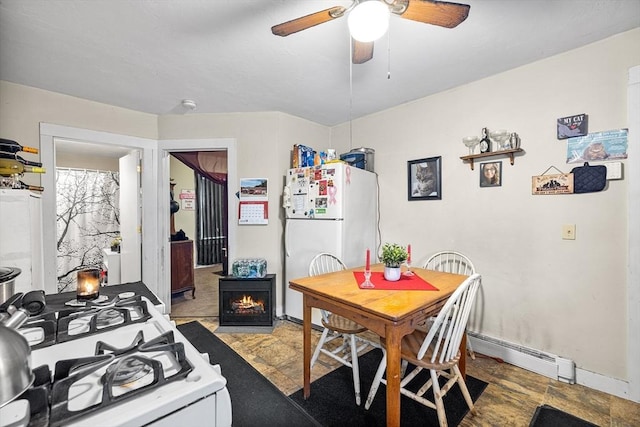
271, 0, 470, 64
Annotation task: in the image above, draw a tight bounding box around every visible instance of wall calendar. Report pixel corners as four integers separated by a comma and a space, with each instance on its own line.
239, 201, 268, 225
238, 178, 268, 225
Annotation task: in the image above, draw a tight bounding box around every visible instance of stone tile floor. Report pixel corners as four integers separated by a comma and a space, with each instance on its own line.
173, 317, 640, 426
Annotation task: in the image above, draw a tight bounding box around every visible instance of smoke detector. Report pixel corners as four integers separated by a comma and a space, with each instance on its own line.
181, 99, 197, 111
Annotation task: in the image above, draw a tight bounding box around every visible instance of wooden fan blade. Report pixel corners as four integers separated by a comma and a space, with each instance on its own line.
271, 6, 346, 36
352, 40, 374, 64
399, 0, 470, 28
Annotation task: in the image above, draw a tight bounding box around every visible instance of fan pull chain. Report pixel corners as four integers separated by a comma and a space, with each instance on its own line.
349, 35, 354, 151
387, 25, 391, 79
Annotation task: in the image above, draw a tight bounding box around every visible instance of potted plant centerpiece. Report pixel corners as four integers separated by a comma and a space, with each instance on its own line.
381, 243, 408, 281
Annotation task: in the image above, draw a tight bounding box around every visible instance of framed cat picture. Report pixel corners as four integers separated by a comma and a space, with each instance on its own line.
407, 156, 442, 200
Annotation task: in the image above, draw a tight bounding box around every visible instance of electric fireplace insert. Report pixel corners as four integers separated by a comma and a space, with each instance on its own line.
218, 274, 275, 327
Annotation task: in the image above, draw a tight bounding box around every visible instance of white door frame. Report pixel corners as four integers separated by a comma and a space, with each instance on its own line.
39, 124, 158, 295
156, 139, 237, 311
40, 125, 237, 312
627, 65, 639, 402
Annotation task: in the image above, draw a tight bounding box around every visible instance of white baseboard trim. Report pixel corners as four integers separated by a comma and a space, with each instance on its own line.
467, 335, 557, 379
468, 334, 636, 403
576, 368, 632, 402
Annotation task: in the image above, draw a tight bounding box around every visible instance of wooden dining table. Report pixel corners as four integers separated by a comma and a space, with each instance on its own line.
289, 263, 469, 427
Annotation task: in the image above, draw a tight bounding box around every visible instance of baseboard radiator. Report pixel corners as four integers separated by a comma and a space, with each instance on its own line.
467, 331, 576, 384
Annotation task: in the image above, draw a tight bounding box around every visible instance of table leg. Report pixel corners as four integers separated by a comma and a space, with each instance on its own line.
385, 325, 402, 427
303, 296, 311, 399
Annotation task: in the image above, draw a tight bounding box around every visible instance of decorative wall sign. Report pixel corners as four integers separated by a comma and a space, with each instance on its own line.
407, 156, 441, 200
566, 129, 628, 164
532, 166, 574, 195
179, 189, 195, 211
557, 113, 588, 139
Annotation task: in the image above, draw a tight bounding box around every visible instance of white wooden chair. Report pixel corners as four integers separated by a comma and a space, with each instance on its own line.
424, 251, 477, 359
308, 252, 373, 405
423, 250, 476, 276
364, 273, 482, 427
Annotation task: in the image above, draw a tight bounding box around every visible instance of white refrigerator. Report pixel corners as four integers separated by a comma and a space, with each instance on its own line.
0, 189, 44, 293
283, 163, 378, 325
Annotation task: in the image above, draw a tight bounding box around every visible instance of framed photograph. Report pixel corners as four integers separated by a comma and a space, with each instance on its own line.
480, 161, 502, 187
407, 156, 441, 200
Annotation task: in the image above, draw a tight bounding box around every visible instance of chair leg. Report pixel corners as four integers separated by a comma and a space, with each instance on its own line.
364, 350, 387, 410
311, 327, 330, 368
453, 364, 475, 413
400, 359, 408, 377
430, 369, 448, 427
349, 334, 361, 405
467, 339, 476, 360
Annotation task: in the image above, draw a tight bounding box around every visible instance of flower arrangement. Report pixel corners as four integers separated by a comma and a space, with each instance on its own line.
110, 236, 122, 252
380, 243, 408, 268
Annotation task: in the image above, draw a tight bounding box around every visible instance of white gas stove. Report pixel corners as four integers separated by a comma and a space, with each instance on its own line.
3, 295, 232, 427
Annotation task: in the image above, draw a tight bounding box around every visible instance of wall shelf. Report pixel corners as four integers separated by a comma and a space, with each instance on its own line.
460, 148, 525, 170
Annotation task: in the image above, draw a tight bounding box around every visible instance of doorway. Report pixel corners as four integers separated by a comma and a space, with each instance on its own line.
168, 151, 228, 318
53, 139, 141, 293
40, 125, 238, 309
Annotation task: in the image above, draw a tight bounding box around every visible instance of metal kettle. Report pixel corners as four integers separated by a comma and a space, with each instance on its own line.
0, 293, 35, 408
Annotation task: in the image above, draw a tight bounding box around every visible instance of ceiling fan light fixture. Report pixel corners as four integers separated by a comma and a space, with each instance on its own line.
348, 1, 390, 42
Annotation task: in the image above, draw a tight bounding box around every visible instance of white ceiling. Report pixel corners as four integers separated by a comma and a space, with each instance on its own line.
1, 0, 639, 127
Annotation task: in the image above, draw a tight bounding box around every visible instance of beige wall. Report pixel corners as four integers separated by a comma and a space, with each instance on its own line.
159, 112, 331, 314
331, 28, 640, 381
56, 151, 120, 171
0, 80, 157, 186
169, 155, 196, 244
0, 27, 637, 391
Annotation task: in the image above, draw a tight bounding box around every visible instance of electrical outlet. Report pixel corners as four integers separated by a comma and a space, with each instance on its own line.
562, 224, 576, 240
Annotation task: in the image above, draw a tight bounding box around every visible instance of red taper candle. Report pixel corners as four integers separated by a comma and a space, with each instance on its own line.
365, 249, 370, 271
407, 244, 411, 263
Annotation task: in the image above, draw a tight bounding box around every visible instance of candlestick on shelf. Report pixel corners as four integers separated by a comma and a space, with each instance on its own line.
361, 248, 374, 288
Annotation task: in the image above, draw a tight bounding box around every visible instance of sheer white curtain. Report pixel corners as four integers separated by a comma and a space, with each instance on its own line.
55, 168, 119, 292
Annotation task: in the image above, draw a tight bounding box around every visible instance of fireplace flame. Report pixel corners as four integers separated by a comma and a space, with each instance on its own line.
231, 295, 265, 313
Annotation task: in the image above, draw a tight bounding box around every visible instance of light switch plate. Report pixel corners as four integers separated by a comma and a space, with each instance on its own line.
605, 162, 622, 180
562, 224, 576, 240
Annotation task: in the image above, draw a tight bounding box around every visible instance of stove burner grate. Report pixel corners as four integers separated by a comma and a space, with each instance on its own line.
18, 311, 57, 349
47, 330, 193, 427
104, 357, 153, 386
56, 296, 151, 343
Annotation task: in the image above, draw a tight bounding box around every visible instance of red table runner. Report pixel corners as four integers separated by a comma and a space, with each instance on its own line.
353, 271, 438, 291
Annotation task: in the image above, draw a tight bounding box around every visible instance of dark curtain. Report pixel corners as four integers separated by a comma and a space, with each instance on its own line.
195, 173, 227, 268
171, 152, 228, 272
171, 152, 226, 184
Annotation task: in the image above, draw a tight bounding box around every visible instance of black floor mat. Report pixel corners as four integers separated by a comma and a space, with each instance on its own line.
289, 348, 487, 427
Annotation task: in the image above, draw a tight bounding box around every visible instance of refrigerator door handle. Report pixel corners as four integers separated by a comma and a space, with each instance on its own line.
284, 220, 291, 257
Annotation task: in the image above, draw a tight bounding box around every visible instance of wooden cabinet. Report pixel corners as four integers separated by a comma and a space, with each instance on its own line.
171, 240, 195, 297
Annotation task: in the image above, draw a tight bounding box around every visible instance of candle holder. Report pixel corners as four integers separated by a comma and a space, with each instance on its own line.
77, 268, 101, 300
403, 260, 415, 276
360, 269, 375, 288
360, 249, 374, 288
404, 244, 414, 276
